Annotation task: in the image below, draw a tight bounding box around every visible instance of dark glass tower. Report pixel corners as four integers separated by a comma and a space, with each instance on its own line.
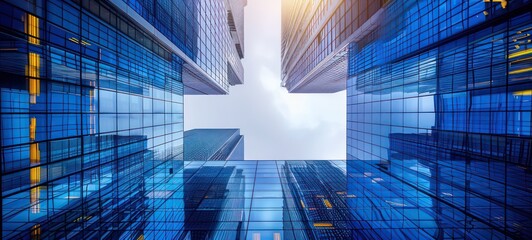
184, 129, 244, 161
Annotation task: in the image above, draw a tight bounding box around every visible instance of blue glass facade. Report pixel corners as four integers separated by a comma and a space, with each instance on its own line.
281, 0, 383, 93
2, 0, 532, 239
347, 0, 531, 238
179, 160, 352, 239
118, 0, 245, 93
281, 161, 353, 239
0, 0, 185, 238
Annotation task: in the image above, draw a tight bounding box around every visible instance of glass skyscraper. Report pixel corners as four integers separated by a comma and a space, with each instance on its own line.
177, 160, 353, 239
281, 0, 383, 93
184, 129, 244, 161
0, 0, 245, 239
281, 0, 531, 239
2, 0, 532, 239
346, 0, 531, 238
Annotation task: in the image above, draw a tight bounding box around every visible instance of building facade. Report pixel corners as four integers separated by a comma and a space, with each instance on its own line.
182, 164, 246, 239
281, 161, 353, 240
109, 0, 246, 94
281, 0, 384, 93
0, 0, 244, 239
184, 129, 244, 161
347, 0, 531, 238
177, 160, 352, 240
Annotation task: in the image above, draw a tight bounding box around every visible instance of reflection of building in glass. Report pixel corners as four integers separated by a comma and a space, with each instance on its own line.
0, 0, 244, 238
183, 165, 246, 239
347, 0, 532, 239
281, 0, 384, 93
184, 129, 244, 161
176, 160, 350, 240
2, 135, 150, 239
281, 161, 353, 239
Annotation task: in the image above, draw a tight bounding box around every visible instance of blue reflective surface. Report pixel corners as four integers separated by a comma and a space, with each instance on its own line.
176, 160, 354, 239
2, 158, 531, 239
346, 0, 532, 239
0, 0, 185, 239
1, 0, 532, 239
184, 129, 244, 161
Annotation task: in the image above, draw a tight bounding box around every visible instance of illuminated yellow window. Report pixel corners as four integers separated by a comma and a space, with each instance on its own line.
509, 67, 532, 75
513, 90, 532, 96
30, 143, 40, 163
323, 199, 332, 209
26, 14, 40, 45
30, 167, 40, 185
81, 40, 91, 46
313, 222, 333, 227
30, 117, 36, 141
28, 53, 40, 78
509, 49, 532, 59
31, 224, 41, 239
69, 37, 79, 44
28, 53, 40, 104
483, 0, 507, 9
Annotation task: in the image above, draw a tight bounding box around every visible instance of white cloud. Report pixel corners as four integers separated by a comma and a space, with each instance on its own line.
184, 0, 346, 160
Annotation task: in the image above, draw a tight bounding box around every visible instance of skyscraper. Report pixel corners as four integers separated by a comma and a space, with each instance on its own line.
283, 0, 531, 238
184, 129, 244, 161
346, 0, 531, 238
281, 161, 353, 240
183, 165, 246, 239
181, 0, 247, 94
174, 160, 354, 240
281, 0, 384, 93
0, 0, 245, 238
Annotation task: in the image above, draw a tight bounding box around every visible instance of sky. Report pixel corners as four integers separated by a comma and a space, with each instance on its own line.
184, 0, 346, 160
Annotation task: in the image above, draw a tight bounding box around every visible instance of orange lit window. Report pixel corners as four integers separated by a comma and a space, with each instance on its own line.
28, 53, 40, 104
26, 14, 40, 45
30, 117, 36, 141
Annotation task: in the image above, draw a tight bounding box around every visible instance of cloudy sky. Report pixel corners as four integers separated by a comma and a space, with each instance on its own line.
185, 0, 346, 160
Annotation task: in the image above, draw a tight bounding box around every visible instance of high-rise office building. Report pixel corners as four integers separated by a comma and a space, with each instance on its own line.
281, 161, 353, 240
181, 0, 247, 94
183, 165, 246, 239
2, 0, 531, 239
174, 160, 353, 239
184, 129, 244, 161
284, 0, 531, 238
281, 0, 384, 93
0, 0, 245, 239
346, 0, 531, 238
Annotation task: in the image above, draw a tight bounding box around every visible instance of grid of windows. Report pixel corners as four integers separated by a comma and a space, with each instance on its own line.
281, 0, 383, 92
2, 155, 527, 239
124, 0, 244, 92
347, 0, 532, 238
1, 0, 183, 239
177, 160, 352, 240
184, 129, 244, 161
